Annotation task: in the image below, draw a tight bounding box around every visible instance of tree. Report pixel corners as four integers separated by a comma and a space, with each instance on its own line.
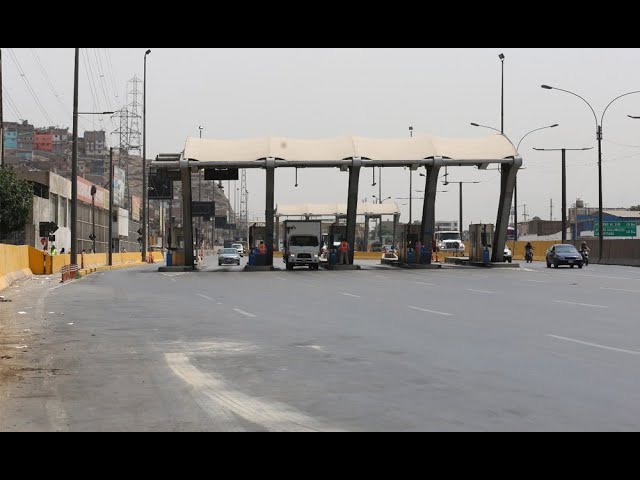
0, 167, 33, 238
531, 216, 541, 221
630, 205, 640, 211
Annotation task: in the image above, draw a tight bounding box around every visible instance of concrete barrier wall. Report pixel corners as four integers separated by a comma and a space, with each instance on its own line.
28, 247, 46, 275
0, 244, 33, 291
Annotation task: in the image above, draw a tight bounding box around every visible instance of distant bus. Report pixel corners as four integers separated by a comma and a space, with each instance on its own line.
507, 226, 518, 240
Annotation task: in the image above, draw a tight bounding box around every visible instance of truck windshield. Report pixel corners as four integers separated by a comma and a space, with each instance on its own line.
290, 235, 319, 247
439, 233, 460, 240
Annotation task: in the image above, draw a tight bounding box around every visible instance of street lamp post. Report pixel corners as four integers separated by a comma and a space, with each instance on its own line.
442, 180, 479, 237
372, 195, 391, 244
409, 126, 413, 225
142, 49, 151, 263
499, 53, 505, 134
533, 147, 592, 243
542, 85, 640, 261
90, 184, 97, 253
471, 122, 558, 246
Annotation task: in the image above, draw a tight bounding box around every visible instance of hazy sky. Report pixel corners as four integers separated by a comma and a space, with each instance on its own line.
3, 48, 640, 224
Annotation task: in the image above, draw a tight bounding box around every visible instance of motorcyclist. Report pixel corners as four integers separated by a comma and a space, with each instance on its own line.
580, 241, 590, 254
525, 242, 534, 261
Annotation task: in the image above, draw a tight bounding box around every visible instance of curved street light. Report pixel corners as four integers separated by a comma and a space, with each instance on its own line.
470, 122, 502, 133
542, 85, 640, 260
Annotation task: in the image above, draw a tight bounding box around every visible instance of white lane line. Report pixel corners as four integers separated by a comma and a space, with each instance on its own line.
197, 293, 215, 301
233, 308, 257, 318
467, 288, 495, 294
298, 345, 327, 353
275, 276, 287, 281
412, 281, 436, 286
160, 272, 185, 277
408, 306, 453, 316
553, 299, 608, 309
601, 287, 640, 294
165, 352, 341, 431
375, 275, 389, 279
523, 279, 545, 283
339, 292, 361, 298
573, 274, 634, 281
547, 334, 640, 356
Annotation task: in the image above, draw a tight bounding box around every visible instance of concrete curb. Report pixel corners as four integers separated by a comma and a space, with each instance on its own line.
0, 268, 33, 292
77, 262, 150, 277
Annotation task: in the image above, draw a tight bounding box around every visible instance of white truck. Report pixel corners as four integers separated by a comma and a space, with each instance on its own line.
434, 230, 465, 254
283, 220, 322, 270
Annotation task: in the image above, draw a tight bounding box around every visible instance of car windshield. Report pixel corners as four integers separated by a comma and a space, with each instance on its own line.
232, 244, 242, 249
555, 245, 578, 253
439, 233, 460, 240
290, 235, 319, 247
221, 248, 237, 254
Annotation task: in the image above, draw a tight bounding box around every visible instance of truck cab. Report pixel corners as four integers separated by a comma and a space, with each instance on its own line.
434, 230, 465, 254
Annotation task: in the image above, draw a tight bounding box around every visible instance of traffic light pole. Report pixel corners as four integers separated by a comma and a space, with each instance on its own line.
108, 148, 113, 266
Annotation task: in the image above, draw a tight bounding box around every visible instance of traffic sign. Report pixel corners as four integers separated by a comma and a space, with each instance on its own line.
594, 221, 637, 237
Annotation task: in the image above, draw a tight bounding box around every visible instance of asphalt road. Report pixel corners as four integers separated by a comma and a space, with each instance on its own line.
1, 256, 639, 431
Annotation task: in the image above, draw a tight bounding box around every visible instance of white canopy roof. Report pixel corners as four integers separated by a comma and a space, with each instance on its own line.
182, 134, 517, 163
276, 202, 400, 217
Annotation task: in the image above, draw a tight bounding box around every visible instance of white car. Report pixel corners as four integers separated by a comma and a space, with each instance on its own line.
218, 247, 241, 266
231, 243, 244, 257
503, 245, 513, 263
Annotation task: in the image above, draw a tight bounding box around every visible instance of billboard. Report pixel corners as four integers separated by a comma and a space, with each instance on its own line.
131, 195, 141, 221
113, 166, 126, 206
77, 176, 108, 209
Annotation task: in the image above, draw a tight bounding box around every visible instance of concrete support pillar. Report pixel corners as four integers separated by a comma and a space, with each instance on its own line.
180, 157, 194, 268
420, 164, 441, 264
265, 158, 275, 266
363, 215, 370, 251
346, 159, 361, 264
492, 157, 522, 262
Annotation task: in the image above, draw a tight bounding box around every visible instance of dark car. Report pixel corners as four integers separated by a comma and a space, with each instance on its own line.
546, 244, 583, 269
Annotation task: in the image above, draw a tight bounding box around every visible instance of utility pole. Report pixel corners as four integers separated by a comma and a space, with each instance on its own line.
108, 148, 113, 265
550, 199, 553, 221
70, 48, 79, 265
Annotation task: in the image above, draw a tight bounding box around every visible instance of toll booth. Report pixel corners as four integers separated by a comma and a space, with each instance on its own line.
398, 223, 424, 263
249, 225, 266, 251
469, 223, 494, 263
329, 224, 347, 250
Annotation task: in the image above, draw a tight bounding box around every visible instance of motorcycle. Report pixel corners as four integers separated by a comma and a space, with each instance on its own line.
581, 250, 589, 266
525, 249, 533, 263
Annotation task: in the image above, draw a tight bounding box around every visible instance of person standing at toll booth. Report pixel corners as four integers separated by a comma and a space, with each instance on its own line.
420, 242, 427, 263
339, 238, 349, 265
258, 241, 266, 254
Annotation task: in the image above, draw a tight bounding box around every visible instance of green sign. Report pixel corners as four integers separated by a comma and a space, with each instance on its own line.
594, 221, 637, 237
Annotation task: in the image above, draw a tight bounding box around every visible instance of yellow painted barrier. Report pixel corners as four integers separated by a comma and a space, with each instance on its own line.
0, 244, 32, 291
28, 246, 46, 275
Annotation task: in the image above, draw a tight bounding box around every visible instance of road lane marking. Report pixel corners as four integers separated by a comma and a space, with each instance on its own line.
573, 274, 635, 281
553, 300, 608, 309
412, 281, 436, 286
276, 276, 287, 281
339, 292, 361, 298
165, 352, 341, 431
197, 293, 215, 301
233, 308, 257, 318
298, 345, 327, 353
600, 287, 640, 294
408, 306, 452, 316
375, 275, 389, 279
522, 279, 545, 283
467, 289, 495, 294
547, 334, 640, 356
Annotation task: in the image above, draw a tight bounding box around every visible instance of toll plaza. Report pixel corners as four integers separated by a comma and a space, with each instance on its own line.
151, 134, 520, 271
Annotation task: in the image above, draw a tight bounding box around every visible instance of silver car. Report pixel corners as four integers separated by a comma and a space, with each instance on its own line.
218, 247, 241, 266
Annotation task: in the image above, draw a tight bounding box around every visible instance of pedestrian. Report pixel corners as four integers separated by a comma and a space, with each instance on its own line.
60, 247, 66, 254
420, 242, 427, 264
258, 241, 266, 254
50, 245, 57, 255
339, 238, 349, 265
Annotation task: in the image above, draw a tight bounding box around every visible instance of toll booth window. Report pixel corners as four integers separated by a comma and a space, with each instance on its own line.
290, 235, 319, 247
